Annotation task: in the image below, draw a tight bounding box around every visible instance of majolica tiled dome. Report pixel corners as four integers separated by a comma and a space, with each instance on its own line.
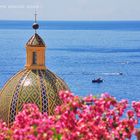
0, 69, 68, 124
0, 19, 69, 125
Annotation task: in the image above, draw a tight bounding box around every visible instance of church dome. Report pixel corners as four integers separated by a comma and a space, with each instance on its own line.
0, 69, 68, 125
0, 16, 69, 125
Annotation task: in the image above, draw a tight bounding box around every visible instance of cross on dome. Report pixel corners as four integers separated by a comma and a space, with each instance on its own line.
32, 10, 39, 33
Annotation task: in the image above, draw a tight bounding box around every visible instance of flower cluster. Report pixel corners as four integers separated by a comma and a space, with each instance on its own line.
132, 101, 140, 118
0, 91, 140, 140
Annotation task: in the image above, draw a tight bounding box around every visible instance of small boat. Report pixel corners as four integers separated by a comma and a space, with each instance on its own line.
92, 78, 103, 83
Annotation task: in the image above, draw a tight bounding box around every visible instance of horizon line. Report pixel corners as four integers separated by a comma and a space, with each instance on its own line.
0, 19, 140, 22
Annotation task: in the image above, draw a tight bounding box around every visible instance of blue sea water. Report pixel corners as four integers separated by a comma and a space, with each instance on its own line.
0, 20, 140, 139
1, 21, 140, 101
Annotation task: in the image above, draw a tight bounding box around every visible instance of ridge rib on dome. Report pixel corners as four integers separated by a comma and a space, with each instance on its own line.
26, 33, 45, 46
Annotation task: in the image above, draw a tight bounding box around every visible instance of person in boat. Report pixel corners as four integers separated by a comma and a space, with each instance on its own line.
97, 78, 101, 81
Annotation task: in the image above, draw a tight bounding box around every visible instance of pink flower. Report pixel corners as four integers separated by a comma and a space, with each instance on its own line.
127, 110, 134, 118
0, 91, 139, 139
132, 101, 140, 117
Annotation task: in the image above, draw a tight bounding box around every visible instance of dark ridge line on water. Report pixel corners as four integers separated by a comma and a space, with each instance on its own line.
0, 20, 140, 30
48, 47, 140, 53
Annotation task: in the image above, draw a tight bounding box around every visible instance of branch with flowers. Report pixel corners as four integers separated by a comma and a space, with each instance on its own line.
0, 91, 140, 140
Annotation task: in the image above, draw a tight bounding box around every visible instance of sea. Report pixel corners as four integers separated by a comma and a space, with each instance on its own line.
0, 20, 140, 139
0, 20, 140, 101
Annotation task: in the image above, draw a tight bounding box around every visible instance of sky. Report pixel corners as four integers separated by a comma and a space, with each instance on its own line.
0, 0, 140, 20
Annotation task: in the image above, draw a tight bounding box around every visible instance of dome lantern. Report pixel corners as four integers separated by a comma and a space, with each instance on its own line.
25, 12, 46, 70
